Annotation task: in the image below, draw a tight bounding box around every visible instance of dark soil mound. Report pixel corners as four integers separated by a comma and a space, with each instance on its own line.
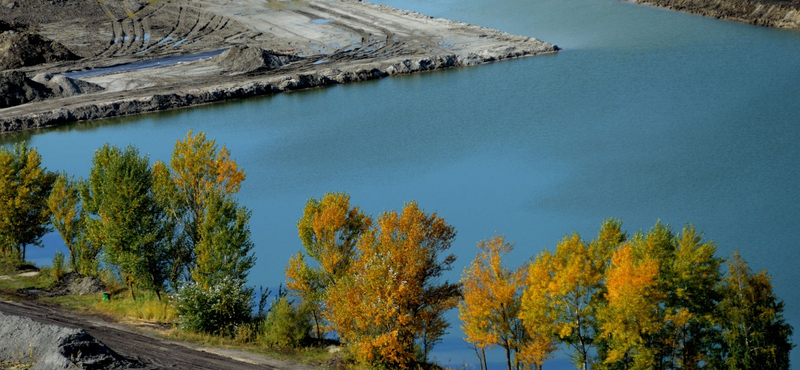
0, 312, 139, 370
0, 70, 103, 108
0, 70, 52, 108
214, 45, 299, 73
0, 31, 80, 70
49, 272, 106, 296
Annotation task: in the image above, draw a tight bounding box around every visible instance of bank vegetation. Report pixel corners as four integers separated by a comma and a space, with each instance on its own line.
0, 133, 793, 370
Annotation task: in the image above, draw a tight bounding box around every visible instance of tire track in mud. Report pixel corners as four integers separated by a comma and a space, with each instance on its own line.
293, 3, 404, 61
91, 0, 248, 58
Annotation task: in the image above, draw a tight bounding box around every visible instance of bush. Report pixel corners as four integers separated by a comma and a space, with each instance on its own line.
174, 277, 253, 336
262, 296, 311, 348
51, 251, 66, 281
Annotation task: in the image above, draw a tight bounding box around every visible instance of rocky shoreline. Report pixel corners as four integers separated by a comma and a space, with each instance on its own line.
628, 0, 800, 28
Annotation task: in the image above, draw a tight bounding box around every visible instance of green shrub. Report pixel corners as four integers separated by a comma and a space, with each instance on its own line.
262, 296, 311, 348
174, 277, 253, 336
51, 251, 66, 281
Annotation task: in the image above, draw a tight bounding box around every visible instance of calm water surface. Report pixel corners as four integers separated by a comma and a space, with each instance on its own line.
3, 0, 800, 367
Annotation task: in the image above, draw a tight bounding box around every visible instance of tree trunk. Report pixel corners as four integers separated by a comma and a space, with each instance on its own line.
505, 343, 512, 370
313, 310, 322, 341
129, 281, 137, 301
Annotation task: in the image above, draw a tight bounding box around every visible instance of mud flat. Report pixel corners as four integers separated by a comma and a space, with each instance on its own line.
0, 0, 558, 133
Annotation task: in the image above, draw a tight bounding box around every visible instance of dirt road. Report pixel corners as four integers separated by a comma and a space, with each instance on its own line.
0, 299, 318, 370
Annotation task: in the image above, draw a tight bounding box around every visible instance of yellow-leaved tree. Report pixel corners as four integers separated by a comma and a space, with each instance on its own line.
597, 242, 661, 370
519, 220, 623, 370
326, 201, 460, 368
460, 235, 528, 370
518, 249, 559, 370
0, 142, 56, 262
286, 192, 371, 340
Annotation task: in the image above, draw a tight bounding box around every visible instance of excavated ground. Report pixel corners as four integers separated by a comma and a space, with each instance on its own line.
629, 0, 800, 28
0, 298, 319, 370
0, 0, 558, 132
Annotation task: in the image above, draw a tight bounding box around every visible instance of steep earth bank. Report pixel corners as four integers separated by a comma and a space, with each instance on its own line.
627, 0, 800, 28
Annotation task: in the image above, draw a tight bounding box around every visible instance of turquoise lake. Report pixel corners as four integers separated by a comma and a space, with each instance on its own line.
2, 0, 800, 367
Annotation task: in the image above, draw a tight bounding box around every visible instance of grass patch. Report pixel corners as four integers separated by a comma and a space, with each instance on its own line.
0, 259, 37, 276
166, 329, 337, 367
92, 291, 176, 323
42, 293, 103, 312
0, 270, 54, 293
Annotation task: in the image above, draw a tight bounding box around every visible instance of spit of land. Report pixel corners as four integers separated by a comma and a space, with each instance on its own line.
0, 0, 558, 132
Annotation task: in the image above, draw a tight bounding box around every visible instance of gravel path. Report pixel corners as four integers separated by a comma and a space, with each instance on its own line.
0, 299, 317, 370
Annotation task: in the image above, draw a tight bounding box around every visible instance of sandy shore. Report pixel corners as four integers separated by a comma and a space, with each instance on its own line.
0, 0, 557, 133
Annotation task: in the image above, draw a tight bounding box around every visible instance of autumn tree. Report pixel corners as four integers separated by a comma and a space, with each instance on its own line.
81, 144, 173, 300
153, 130, 246, 286
533, 220, 624, 370
460, 235, 528, 370
712, 251, 794, 370
151, 131, 256, 335
286, 192, 371, 339
660, 225, 723, 369
326, 201, 460, 368
597, 242, 662, 370
519, 250, 559, 370
594, 222, 724, 370
0, 142, 56, 262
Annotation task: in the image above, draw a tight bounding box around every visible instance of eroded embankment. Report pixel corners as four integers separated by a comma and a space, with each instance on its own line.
629, 0, 800, 28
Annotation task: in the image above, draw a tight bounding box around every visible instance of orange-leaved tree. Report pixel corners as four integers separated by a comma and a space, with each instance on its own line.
460, 235, 528, 370
286, 192, 371, 340
326, 201, 460, 368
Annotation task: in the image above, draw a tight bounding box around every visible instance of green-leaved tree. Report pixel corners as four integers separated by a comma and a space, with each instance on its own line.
713, 251, 794, 370
81, 144, 172, 300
